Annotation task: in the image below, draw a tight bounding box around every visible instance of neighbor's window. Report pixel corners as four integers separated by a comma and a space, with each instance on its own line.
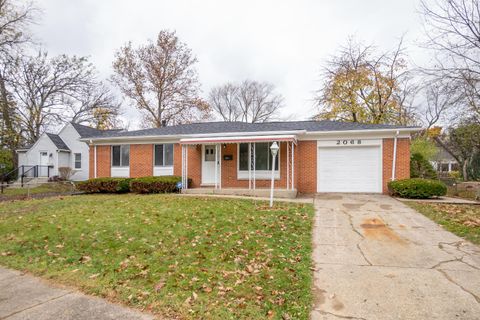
112, 145, 130, 167
238, 142, 279, 171
74, 153, 82, 169
154, 144, 174, 166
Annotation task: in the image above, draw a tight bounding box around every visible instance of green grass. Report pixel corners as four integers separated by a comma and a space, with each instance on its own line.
447, 186, 479, 201
0, 194, 314, 319
1, 182, 73, 197
407, 202, 480, 245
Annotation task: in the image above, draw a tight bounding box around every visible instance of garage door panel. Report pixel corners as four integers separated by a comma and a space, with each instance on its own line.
317, 146, 381, 193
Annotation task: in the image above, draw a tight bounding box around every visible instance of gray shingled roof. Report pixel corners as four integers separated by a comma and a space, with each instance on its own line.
46, 133, 70, 150
85, 120, 418, 139
70, 122, 123, 138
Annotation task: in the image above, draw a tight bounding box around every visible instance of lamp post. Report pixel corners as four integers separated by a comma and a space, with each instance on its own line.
269, 142, 279, 207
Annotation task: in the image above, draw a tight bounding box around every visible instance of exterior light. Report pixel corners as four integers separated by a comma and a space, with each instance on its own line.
269, 142, 279, 207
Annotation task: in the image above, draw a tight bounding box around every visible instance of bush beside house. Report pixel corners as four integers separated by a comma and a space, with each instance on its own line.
78, 176, 188, 194
388, 178, 447, 199
77, 177, 131, 193
410, 153, 438, 180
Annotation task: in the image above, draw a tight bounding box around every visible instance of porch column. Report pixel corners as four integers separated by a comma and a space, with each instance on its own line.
291, 142, 295, 190
94, 145, 97, 178
286, 142, 290, 191
214, 144, 219, 189
181, 145, 188, 190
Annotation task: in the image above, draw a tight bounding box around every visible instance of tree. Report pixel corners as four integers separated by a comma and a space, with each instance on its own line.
411, 137, 438, 161
0, 0, 37, 165
8, 50, 119, 143
314, 37, 416, 125
209, 80, 283, 123
111, 30, 209, 127
435, 122, 480, 180
420, 0, 480, 123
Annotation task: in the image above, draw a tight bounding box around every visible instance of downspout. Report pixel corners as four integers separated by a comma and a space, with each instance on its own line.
391, 130, 399, 181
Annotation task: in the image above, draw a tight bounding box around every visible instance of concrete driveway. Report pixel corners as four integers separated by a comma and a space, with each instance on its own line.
311, 194, 480, 320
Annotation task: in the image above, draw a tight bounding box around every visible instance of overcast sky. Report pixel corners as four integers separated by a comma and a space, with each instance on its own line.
33, 0, 428, 129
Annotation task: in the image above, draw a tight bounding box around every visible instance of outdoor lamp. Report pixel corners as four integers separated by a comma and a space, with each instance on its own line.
269, 142, 279, 207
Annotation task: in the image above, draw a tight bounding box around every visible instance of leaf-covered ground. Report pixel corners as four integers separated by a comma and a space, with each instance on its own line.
0, 194, 314, 319
0, 182, 73, 200
407, 202, 480, 245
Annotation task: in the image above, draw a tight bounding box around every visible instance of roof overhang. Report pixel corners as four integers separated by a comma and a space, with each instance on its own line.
179, 134, 297, 145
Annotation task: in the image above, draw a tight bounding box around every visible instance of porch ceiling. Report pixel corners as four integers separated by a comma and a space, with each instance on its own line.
179, 134, 297, 145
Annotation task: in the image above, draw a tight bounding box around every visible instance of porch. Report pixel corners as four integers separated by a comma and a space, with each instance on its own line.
179, 134, 298, 196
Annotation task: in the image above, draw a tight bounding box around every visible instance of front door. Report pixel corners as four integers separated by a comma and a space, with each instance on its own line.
39, 151, 49, 176
202, 145, 218, 185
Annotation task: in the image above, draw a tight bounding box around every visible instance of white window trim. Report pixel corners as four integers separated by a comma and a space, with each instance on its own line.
74, 153, 82, 170
111, 145, 130, 168
153, 144, 174, 167
237, 143, 280, 180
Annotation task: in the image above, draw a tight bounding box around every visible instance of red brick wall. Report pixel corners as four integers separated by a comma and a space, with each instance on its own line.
96, 145, 111, 178
382, 138, 410, 193
89, 146, 94, 179
296, 141, 317, 194
130, 144, 153, 177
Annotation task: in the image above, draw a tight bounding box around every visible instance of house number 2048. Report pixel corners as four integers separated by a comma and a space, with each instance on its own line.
336, 139, 362, 145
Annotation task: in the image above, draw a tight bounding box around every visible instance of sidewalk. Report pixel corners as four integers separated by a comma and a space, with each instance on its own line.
0, 267, 155, 320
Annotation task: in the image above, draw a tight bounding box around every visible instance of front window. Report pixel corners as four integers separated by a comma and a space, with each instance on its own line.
112, 145, 130, 167
238, 142, 279, 171
74, 153, 82, 169
154, 144, 174, 166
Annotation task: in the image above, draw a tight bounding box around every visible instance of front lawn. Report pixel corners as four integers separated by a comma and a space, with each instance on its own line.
407, 202, 480, 245
0, 194, 314, 319
0, 182, 73, 199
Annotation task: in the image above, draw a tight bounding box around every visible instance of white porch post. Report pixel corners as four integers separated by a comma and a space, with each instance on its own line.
253, 143, 256, 190
286, 142, 290, 191
94, 145, 97, 178
214, 144, 218, 189
185, 146, 188, 190
248, 143, 251, 190
219, 144, 222, 189
181, 145, 185, 190
291, 142, 294, 190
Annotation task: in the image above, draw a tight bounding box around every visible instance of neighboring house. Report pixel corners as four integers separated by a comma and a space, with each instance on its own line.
81, 120, 420, 195
431, 145, 459, 174
17, 123, 121, 181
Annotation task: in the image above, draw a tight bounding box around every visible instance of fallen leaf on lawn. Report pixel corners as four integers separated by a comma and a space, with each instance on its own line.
71, 269, 79, 273
267, 310, 275, 318
80, 255, 91, 263
154, 279, 166, 292
89, 273, 100, 279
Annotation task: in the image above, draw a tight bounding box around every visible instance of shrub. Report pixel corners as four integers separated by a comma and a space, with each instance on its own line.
58, 167, 73, 180
410, 152, 438, 180
388, 178, 447, 199
130, 176, 187, 194
77, 177, 131, 193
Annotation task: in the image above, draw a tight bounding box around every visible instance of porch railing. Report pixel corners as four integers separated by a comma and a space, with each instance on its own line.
1, 165, 54, 192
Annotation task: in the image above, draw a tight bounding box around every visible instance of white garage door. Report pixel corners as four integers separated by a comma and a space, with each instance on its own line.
317, 145, 382, 193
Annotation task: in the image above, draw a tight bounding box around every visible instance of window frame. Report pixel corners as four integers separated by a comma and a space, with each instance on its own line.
237, 142, 280, 179
74, 153, 82, 169
111, 145, 130, 167
154, 143, 174, 167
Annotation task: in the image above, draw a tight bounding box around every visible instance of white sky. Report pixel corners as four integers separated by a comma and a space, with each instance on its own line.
33, 0, 428, 129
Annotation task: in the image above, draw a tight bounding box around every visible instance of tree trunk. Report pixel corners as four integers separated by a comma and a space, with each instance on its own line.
462, 160, 469, 181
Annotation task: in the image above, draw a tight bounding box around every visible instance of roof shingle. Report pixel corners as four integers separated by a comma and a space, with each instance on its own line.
46, 133, 70, 150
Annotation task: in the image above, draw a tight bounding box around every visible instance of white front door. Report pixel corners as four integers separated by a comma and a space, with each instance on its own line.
39, 151, 49, 176
202, 145, 218, 185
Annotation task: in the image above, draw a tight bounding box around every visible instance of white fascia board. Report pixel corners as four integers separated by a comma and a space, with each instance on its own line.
81, 130, 307, 145
300, 128, 420, 140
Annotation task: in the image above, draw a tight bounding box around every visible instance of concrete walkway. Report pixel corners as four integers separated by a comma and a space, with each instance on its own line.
0, 268, 154, 320
311, 194, 480, 320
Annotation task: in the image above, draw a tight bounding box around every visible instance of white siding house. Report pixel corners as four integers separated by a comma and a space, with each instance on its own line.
16, 123, 119, 181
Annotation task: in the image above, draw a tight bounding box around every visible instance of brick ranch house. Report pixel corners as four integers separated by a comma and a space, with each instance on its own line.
82, 120, 420, 197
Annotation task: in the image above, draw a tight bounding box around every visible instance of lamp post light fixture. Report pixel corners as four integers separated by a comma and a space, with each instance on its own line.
269, 142, 279, 207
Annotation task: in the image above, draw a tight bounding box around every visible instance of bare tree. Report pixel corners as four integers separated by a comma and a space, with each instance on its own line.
314, 37, 416, 125
209, 80, 283, 123
420, 0, 480, 123
7, 50, 113, 143
111, 30, 209, 127
0, 0, 37, 164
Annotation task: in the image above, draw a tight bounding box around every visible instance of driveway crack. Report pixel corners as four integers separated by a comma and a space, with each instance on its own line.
356, 243, 372, 266
1, 291, 74, 319
314, 309, 367, 320
437, 269, 480, 304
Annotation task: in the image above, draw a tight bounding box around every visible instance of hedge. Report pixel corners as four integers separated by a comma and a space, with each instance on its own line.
77, 177, 131, 193
410, 152, 438, 180
388, 178, 447, 199
130, 176, 188, 194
